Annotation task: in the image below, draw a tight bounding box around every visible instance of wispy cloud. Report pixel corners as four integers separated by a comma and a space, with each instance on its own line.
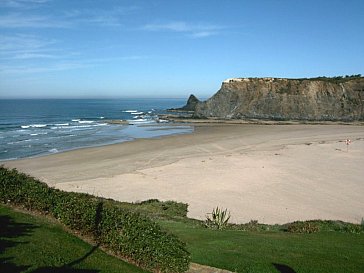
0, 61, 93, 74
0, 34, 58, 59
0, 0, 50, 9
0, 4, 139, 28
0, 55, 151, 74
0, 13, 70, 28
63, 6, 139, 27
143, 21, 224, 38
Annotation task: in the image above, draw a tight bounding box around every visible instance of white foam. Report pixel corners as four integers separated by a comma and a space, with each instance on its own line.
123, 110, 138, 113
49, 148, 58, 153
20, 124, 47, 128
130, 118, 148, 122
51, 125, 92, 130
55, 123, 69, 126
128, 119, 155, 125
131, 112, 144, 115
99, 116, 105, 119
72, 119, 80, 122
30, 133, 38, 136
78, 120, 94, 124
94, 123, 107, 126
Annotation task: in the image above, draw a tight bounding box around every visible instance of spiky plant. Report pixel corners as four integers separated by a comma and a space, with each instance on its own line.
206, 206, 231, 229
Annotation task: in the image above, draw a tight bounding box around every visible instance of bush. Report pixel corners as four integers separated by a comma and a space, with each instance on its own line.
51, 190, 102, 235
0, 166, 190, 272
286, 221, 320, 233
137, 199, 188, 218
99, 204, 189, 272
0, 167, 53, 212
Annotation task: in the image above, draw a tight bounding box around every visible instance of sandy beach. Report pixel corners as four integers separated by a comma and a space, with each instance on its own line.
4, 124, 364, 224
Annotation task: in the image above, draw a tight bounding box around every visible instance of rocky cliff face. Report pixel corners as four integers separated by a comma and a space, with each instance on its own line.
193, 77, 364, 121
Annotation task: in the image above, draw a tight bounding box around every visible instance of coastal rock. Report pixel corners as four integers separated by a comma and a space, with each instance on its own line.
193, 77, 364, 121
169, 94, 200, 112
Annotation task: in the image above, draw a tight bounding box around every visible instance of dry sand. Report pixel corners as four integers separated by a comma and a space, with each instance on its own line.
4, 124, 364, 224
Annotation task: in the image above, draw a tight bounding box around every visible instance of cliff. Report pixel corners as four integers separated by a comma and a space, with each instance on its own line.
193, 77, 364, 121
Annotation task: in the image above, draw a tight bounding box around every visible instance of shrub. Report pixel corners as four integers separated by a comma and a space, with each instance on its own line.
0, 166, 190, 272
99, 204, 189, 272
286, 221, 320, 233
205, 207, 231, 230
0, 167, 53, 212
137, 199, 188, 218
51, 190, 102, 235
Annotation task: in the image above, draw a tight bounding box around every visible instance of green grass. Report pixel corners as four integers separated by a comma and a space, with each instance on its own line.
159, 220, 364, 273
0, 204, 147, 273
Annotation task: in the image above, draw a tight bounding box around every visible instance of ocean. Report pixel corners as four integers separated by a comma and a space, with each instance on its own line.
0, 98, 193, 161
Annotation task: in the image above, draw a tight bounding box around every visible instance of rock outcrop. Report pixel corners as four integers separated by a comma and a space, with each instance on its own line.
193, 77, 364, 121
169, 94, 200, 112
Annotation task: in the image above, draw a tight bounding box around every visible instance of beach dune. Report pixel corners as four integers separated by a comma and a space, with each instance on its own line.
5, 124, 364, 224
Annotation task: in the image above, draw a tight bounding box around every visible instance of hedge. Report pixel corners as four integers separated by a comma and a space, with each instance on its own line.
0, 166, 190, 272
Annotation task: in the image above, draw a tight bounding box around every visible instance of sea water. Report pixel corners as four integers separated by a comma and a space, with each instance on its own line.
0, 99, 192, 161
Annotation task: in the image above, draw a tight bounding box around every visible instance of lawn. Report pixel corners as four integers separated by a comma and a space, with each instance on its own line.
2, 201, 364, 273
0, 204, 147, 273
160, 220, 364, 273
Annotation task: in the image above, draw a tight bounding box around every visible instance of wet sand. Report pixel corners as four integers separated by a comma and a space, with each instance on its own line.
5, 124, 364, 224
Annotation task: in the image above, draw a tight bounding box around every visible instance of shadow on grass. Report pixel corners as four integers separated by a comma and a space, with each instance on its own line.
0, 214, 35, 272
0, 209, 103, 273
272, 263, 297, 273
32, 244, 101, 273
32, 266, 99, 273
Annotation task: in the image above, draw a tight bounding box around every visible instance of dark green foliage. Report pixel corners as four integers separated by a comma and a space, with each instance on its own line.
294, 74, 363, 84
98, 205, 189, 272
286, 221, 320, 233
0, 166, 190, 272
103, 198, 188, 220
136, 199, 188, 218
0, 167, 53, 212
315, 220, 363, 234
228, 220, 274, 232
51, 190, 101, 235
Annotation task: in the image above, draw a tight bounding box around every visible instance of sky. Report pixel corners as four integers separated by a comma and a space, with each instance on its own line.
0, 0, 363, 99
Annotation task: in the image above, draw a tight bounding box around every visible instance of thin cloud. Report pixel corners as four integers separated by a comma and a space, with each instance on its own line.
63, 6, 139, 27
143, 21, 224, 38
0, 13, 70, 28
0, 53, 153, 74
190, 31, 218, 38
0, 34, 57, 59
0, 61, 93, 74
0, 0, 50, 9
0, 7, 136, 29
13, 53, 59, 59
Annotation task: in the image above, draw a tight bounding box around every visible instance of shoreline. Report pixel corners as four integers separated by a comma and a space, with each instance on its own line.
4, 123, 364, 224
0, 122, 194, 163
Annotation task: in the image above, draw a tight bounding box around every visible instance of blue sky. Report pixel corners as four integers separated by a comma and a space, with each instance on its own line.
0, 0, 363, 99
